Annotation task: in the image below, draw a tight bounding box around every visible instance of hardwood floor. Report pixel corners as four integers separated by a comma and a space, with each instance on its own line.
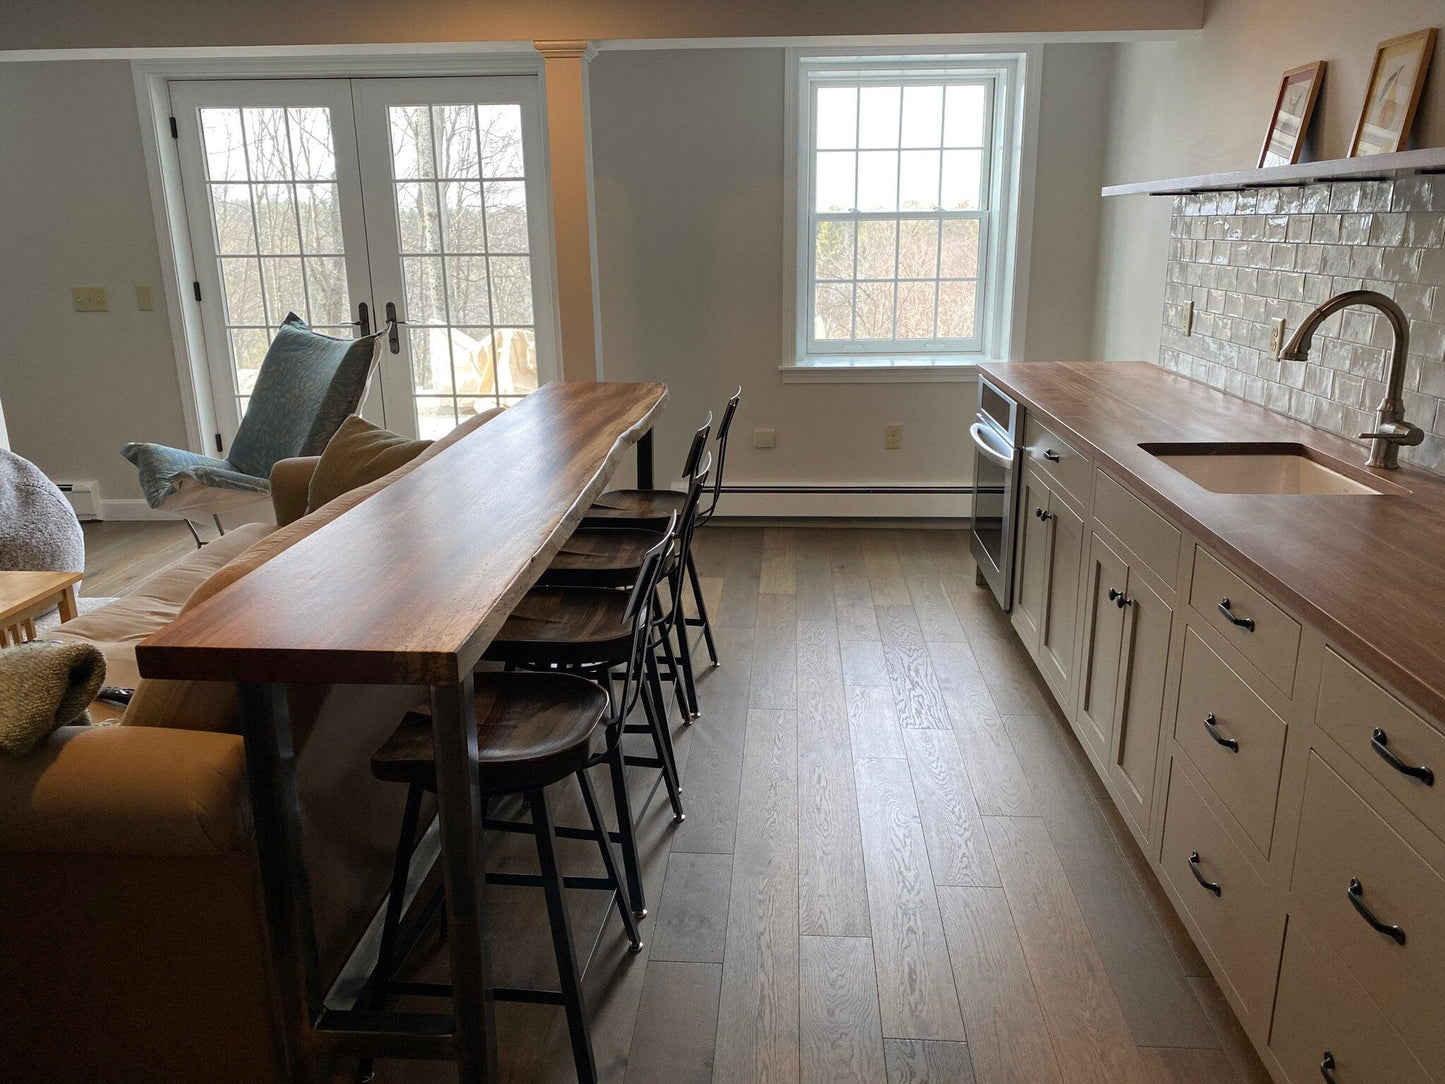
78, 520, 200, 597
96, 522, 1270, 1083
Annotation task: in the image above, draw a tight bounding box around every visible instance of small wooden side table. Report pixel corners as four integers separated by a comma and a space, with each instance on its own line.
0, 570, 83, 646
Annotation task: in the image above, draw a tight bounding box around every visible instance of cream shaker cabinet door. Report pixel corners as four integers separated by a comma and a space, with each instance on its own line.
1077, 530, 1130, 763
1107, 567, 1172, 837
1038, 490, 1083, 707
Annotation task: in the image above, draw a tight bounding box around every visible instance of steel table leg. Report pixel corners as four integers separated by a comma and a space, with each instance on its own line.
429, 675, 499, 1083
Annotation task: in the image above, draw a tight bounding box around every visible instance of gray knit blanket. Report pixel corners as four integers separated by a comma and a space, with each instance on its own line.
0, 641, 105, 757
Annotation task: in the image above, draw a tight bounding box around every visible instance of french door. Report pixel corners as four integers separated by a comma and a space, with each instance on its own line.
171, 75, 556, 444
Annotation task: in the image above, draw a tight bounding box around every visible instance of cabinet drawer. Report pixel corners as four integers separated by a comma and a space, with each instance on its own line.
1317, 648, 1445, 844
1093, 470, 1180, 585
1291, 751, 1445, 1071
1023, 413, 1091, 508
1189, 546, 1300, 696
1269, 921, 1430, 1084
1174, 627, 1287, 860
1159, 757, 1283, 1021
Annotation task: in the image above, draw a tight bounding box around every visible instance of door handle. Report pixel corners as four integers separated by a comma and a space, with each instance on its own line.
352, 300, 372, 336
1188, 851, 1221, 896
385, 301, 406, 355
1370, 728, 1434, 786
969, 422, 1015, 469
1203, 713, 1239, 752
1217, 597, 1255, 631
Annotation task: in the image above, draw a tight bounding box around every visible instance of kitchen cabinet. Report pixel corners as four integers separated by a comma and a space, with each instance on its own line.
1012, 464, 1083, 709
1076, 528, 1173, 836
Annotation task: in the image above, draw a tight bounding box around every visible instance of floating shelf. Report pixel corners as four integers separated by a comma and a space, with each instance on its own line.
1101, 146, 1445, 198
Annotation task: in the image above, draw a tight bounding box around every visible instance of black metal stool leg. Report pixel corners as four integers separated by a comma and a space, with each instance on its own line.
575, 767, 643, 951
356, 783, 425, 1082
686, 550, 719, 667
653, 586, 693, 720
605, 735, 647, 918
672, 603, 701, 722
527, 786, 599, 1084
642, 651, 685, 822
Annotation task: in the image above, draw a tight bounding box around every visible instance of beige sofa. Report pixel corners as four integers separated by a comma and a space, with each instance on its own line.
0, 410, 499, 1082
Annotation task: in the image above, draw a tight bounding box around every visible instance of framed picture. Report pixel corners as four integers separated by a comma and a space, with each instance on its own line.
1349, 28, 1438, 157
1259, 61, 1326, 168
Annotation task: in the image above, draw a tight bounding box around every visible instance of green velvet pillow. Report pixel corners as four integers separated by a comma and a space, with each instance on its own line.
305, 415, 431, 515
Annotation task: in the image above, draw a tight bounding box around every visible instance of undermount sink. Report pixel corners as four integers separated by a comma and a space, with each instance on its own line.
1139, 443, 1408, 496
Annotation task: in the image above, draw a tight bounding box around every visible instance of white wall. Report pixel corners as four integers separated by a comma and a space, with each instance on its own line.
0, 44, 1112, 512
0, 60, 188, 503
589, 44, 1114, 507
1094, 0, 1445, 364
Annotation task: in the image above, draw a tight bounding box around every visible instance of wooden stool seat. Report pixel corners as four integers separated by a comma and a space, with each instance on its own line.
541, 528, 663, 588
373, 673, 607, 792
483, 586, 633, 666
583, 489, 685, 527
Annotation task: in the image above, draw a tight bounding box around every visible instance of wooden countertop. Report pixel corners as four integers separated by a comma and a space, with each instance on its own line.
136, 381, 667, 686
978, 361, 1445, 723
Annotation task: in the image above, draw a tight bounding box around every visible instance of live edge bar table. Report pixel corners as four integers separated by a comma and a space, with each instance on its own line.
136, 382, 667, 1082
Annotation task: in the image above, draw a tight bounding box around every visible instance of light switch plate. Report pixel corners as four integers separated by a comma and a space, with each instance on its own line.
135, 285, 155, 311
752, 428, 776, 450
72, 286, 108, 312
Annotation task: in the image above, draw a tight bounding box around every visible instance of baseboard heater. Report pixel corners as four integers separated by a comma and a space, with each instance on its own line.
719, 484, 974, 495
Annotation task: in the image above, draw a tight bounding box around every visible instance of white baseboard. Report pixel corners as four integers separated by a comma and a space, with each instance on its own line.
714, 490, 971, 518
98, 499, 172, 521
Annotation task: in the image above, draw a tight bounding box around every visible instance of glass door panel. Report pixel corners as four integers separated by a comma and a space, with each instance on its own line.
170, 79, 382, 447
352, 77, 557, 439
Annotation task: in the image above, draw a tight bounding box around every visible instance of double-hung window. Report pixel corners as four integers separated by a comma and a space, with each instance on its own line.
790, 53, 1029, 375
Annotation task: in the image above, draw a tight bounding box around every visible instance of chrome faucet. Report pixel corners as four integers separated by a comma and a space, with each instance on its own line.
1279, 289, 1423, 469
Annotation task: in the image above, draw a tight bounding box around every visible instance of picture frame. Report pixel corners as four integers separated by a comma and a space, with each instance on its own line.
1258, 61, 1326, 168
1349, 28, 1438, 157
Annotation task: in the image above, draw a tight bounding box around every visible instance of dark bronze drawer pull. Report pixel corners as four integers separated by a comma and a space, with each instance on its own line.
1043, 448, 1061, 462
1107, 587, 1132, 609
1370, 728, 1434, 786
1035, 506, 1053, 521
1320, 1051, 1337, 1083
1347, 878, 1406, 945
1217, 597, 1255, 631
1188, 851, 1221, 896
1203, 713, 1239, 752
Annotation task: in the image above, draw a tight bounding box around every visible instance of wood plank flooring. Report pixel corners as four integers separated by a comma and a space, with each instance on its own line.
98, 522, 1272, 1083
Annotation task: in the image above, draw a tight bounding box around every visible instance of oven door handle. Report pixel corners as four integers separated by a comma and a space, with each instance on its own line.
970, 422, 1016, 469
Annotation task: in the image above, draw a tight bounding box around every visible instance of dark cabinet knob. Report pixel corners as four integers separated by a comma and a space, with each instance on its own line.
1346, 878, 1406, 944
1217, 597, 1255, 631
1043, 449, 1061, 462
1203, 713, 1239, 752
1107, 587, 1131, 609
1188, 851, 1221, 896
1035, 507, 1053, 521
1370, 728, 1434, 786
1320, 1052, 1337, 1083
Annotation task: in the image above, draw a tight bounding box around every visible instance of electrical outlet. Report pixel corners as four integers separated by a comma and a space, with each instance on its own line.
884, 424, 903, 450
1270, 317, 1287, 357
1182, 300, 1194, 336
71, 286, 108, 313
135, 285, 155, 311
752, 428, 776, 450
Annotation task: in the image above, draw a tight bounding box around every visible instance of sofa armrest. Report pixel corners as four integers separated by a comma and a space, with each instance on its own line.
0, 725, 250, 856
271, 455, 321, 526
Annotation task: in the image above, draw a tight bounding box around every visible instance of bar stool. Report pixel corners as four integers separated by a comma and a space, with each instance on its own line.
540, 453, 712, 721
360, 530, 675, 1084
584, 388, 740, 669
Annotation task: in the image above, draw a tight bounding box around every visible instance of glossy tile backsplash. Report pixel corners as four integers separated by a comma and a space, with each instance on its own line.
1160, 175, 1445, 472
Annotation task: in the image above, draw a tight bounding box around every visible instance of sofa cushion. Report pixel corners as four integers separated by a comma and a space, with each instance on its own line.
49, 523, 272, 735
306, 415, 430, 515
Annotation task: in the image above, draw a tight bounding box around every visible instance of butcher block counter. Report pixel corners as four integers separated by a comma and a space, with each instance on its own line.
978, 361, 1445, 1084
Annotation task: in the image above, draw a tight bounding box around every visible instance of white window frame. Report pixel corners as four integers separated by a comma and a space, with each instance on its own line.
782, 47, 1040, 383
